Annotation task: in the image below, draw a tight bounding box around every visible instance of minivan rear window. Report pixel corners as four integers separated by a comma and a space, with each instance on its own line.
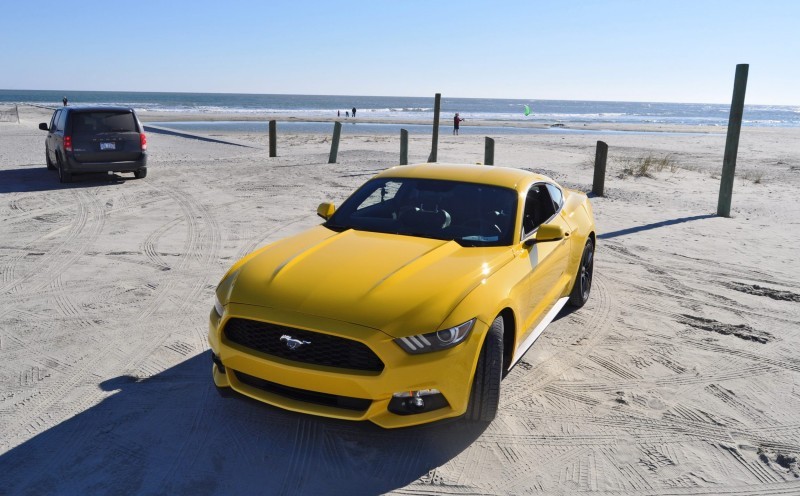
72, 112, 138, 135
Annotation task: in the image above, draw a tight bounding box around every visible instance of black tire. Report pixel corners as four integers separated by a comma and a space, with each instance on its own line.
568, 238, 594, 307
57, 156, 72, 183
46, 149, 55, 170
465, 315, 504, 423
134, 168, 147, 179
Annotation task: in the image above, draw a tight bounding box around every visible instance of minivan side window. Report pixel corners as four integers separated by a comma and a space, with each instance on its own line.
56, 110, 68, 132
50, 110, 60, 131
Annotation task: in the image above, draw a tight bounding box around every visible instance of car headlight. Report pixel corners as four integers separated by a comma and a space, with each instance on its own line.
213, 294, 224, 318
394, 319, 476, 354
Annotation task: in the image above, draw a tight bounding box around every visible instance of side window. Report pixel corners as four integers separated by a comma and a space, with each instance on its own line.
56, 110, 68, 132
546, 183, 564, 211
521, 184, 557, 238
50, 110, 60, 131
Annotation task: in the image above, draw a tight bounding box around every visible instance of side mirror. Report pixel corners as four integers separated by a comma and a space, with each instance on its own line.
39, 123, 49, 131
524, 223, 565, 246
317, 202, 336, 220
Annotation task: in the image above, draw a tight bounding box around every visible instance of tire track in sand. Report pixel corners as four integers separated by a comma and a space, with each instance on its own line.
502, 273, 616, 406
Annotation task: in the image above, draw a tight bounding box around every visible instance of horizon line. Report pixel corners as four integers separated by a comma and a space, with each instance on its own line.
1, 87, 797, 108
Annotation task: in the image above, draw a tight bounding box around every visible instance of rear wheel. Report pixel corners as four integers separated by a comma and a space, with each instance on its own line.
134, 168, 147, 179
465, 315, 504, 423
568, 238, 594, 307
57, 156, 72, 183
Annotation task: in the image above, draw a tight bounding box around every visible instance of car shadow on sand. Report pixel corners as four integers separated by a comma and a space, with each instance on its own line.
0, 166, 131, 193
0, 353, 487, 495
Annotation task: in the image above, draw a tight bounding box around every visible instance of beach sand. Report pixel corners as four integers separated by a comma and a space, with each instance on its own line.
2, 105, 800, 494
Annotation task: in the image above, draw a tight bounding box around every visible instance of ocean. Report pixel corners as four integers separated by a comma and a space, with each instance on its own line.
2, 89, 798, 128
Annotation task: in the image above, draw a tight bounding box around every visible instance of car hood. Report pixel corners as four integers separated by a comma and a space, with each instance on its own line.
228, 226, 513, 337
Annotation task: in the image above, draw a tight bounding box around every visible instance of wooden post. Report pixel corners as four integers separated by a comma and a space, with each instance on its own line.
717, 64, 749, 217
400, 129, 408, 165
268, 120, 277, 157
484, 137, 495, 165
328, 121, 342, 164
428, 93, 441, 163
592, 140, 608, 196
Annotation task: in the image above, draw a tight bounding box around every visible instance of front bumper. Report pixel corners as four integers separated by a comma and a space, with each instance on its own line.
209, 302, 486, 428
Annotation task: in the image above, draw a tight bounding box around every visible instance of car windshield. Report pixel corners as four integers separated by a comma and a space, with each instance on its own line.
326, 178, 518, 247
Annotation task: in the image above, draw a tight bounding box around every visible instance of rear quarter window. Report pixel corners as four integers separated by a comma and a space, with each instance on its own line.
72, 112, 138, 135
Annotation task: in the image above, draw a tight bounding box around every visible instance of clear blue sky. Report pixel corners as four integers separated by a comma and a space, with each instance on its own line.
2, 0, 797, 105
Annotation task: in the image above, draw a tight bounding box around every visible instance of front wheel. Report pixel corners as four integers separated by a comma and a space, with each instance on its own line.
568, 238, 594, 307
465, 315, 504, 423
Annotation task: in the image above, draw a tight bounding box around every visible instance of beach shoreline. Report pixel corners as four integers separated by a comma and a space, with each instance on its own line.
14, 103, 730, 135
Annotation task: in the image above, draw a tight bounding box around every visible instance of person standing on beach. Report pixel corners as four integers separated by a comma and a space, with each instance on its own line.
453, 113, 464, 135
62, 96, 68, 106
352, 107, 357, 118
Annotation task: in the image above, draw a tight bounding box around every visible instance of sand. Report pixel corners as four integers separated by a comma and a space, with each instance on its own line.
1, 105, 800, 495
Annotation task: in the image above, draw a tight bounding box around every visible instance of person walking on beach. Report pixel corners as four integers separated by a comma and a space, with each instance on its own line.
62, 96, 68, 106
352, 107, 357, 118
346, 111, 350, 118
453, 113, 464, 135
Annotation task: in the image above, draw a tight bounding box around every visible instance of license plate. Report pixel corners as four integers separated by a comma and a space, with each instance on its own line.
100, 142, 116, 150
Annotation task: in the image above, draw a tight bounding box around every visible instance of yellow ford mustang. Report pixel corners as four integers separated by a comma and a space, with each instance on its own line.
209, 163, 595, 428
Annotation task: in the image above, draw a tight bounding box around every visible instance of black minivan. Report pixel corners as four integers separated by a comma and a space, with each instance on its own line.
39, 106, 147, 183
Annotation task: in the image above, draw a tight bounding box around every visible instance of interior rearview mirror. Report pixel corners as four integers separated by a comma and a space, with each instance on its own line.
317, 202, 336, 220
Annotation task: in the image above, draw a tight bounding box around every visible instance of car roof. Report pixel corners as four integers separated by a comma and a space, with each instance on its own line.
63, 106, 136, 113
374, 163, 554, 191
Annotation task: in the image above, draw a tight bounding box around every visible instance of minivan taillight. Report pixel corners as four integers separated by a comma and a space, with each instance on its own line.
140, 133, 147, 151
64, 136, 72, 152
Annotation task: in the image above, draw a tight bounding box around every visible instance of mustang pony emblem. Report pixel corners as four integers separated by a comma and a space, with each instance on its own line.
280, 334, 311, 351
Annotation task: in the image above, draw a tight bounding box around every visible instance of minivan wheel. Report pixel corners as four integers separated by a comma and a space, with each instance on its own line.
57, 157, 72, 183
134, 168, 147, 179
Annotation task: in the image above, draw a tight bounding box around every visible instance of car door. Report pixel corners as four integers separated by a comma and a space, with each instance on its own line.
519, 183, 572, 332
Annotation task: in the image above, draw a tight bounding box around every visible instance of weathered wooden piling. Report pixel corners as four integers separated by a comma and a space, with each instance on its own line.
328, 121, 342, 164
428, 93, 441, 163
592, 141, 608, 196
268, 120, 277, 157
717, 64, 749, 217
400, 129, 408, 165
484, 137, 495, 165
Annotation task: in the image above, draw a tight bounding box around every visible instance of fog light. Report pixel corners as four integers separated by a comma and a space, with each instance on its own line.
389, 389, 449, 415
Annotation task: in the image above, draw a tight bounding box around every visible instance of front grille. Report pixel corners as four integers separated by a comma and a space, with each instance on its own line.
234, 370, 372, 412
223, 318, 384, 372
